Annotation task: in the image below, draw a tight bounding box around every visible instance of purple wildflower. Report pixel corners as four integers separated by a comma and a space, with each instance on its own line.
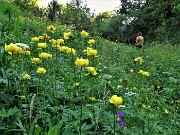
118, 119, 126, 126
60, 57, 64, 62
116, 111, 124, 118
116, 111, 126, 127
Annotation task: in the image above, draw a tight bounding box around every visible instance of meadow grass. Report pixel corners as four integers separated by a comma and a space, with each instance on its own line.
0, 6, 179, 135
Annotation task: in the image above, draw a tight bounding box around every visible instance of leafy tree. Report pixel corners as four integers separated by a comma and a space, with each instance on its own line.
112, 0, 180, 44
58, 2, 91, 31
47, 0, 61, 22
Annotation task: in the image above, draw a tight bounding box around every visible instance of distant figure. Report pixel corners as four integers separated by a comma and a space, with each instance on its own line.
135, 32, 144, 48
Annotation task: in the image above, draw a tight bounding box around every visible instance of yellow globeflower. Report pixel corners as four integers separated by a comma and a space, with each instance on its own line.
138, 70, 144, 74
109, 95, 123, 105
39, 33, 50, 41
73, 82, 80, 87
75, 57, 89, 67
130, 69, 134, 73
20, 95, 26, 100
5, 43, 23, 55
31, 37, 39, 42
52, 44, 60, 49
5, 43, 17, 52
164, 109, 168, 114
81, 30, 89, 37
47, 25, 56, 33
31, 58, 41, 63
24, 50, 31, 55
36, 67, 46, 74
134, 57, 143, 64
87, 49, 98, 57
142, 104, 147, 109
39, 52, 52, 59
57, 39, 64, 44
89, 97, 95, 101
38, 43, 47, 49
49, 39, 57, 44
64, 32, 73, 39
60, 46, 68, 52
119, 79, 123, 82
87, 39, 96, 46
66, 48, 76, 55
83, 47, 92, 53
142, 71, 150, 76
22, 74, 31, 79
84, 59, 89, 67
86, 67, 97, 75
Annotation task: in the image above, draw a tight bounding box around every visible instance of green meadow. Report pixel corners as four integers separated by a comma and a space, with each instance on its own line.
0, 0, 179, 135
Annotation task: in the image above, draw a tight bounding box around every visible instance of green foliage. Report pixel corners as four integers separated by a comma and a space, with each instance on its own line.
0, 1, 179, 135
0, 0, 20, 20
46, 0, 61, 22
91, 0, 180, 44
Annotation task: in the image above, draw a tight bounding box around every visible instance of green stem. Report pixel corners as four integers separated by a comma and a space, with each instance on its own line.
80, 66, 82, 135
113, 106, 116, 135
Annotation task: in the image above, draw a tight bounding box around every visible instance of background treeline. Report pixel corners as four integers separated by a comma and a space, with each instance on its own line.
1, 0, 180, 45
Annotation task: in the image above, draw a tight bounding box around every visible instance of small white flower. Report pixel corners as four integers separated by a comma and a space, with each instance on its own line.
125, 92, 138, 97
15, 43, 30, 50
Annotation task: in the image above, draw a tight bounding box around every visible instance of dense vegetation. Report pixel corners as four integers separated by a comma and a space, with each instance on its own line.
0, 0, 179, 135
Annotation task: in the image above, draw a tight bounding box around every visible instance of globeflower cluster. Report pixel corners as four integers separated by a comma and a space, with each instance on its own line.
49, 39, 64, 48
139, 70, 150, 76
134, 57, 143, 64
59, 46, 76, 55
75, 57, 89, 67
5, 43, 23, 55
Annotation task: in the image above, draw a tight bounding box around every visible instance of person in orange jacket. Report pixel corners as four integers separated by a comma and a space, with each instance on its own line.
135, 32, 144, 48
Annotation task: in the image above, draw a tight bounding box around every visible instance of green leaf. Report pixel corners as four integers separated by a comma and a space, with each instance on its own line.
15, 119, 26, 132
35, 125, 42, 135
169, 77, 179, 83
102, 74, 112, 80
13, 17, 20, 41
0, 107, 20, 119
46, 121, 63, 135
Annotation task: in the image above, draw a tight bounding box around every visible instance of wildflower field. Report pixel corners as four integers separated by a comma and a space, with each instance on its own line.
1, 24, 180, 135
0, 1, 180, 135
